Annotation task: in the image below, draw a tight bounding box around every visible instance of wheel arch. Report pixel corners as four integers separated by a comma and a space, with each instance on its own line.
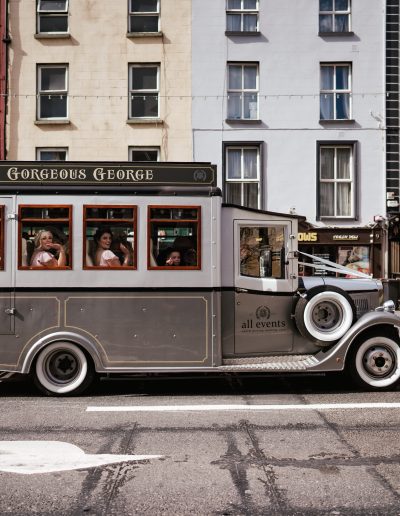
20, 331, 104, 374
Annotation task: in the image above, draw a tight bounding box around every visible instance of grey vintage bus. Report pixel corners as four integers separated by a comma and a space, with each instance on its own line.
0, 161, 399, 395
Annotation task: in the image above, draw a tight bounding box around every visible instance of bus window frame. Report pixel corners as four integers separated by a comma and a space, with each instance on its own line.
18, 204, 73, 270
0, 205, 4, 270
83, 204, 138, 270
147, 205, 202, 270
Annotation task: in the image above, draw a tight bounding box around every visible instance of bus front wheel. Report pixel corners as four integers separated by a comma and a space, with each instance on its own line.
33, 342, 95, 396
349, 335, 400, 390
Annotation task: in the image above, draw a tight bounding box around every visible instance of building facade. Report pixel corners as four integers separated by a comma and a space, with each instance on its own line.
192, 0, 387, 277
3, 0, 192, 162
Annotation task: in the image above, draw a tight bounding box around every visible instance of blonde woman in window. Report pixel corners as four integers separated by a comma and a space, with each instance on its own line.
30, 229, 67, 268
92, 227, 131, 267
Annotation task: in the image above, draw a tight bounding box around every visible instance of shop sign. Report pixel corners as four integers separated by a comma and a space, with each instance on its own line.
298, 232, 318, 242
332, 234, 359, 241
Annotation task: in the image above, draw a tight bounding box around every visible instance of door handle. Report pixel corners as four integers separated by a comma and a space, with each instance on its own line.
236, 288, 248, 293
5, 308, 15, 315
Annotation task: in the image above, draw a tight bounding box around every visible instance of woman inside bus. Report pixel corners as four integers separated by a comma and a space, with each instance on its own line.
30, 229, 67, 268
91, 227, 131, 267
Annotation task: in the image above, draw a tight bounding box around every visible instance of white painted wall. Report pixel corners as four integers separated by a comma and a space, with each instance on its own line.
192, 0, 386, 227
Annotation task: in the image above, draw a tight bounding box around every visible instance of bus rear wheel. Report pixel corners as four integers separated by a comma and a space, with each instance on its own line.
34, 342, 95, 396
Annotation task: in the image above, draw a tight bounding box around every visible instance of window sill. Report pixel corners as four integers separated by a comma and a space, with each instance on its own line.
225, 118, 262, 124
127, 118, 163, 125
318, 217, 357, 222
34, 33, 71, 39
225, 31, 261, 37
127, 31, 163, 38
319, 119, 355, 125
318, 31, 355, 37
35, 119, 70, 125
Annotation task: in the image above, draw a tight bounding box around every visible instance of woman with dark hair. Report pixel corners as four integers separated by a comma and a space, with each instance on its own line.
92, 227, 130, 267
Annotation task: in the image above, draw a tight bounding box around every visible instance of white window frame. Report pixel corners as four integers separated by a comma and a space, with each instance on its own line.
227, 63, 259, 120
128, 0, 160, 33
319, 0, 351, 33
36, 147, 68, 160
129, 146, 160, 161
226, 0, 259, 33
37, 0, 69, 34
318, 144, 355, 219
128, 64, 160, 119
37, 65, 68, 121
225, 145, 261, 209
320, 63, 352, 120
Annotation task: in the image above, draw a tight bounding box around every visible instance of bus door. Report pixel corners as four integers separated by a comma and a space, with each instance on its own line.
0, 197, 16, 335
233, 220, 297, 355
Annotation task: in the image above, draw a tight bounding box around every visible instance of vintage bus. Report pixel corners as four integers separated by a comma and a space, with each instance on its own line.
0, 161, 399, 396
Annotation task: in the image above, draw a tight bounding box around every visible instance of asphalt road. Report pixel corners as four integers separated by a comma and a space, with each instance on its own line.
0, 373, 400, 515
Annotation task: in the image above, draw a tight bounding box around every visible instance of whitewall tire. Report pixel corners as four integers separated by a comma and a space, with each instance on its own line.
295, 288, 356, 345
34, 341, 94, 396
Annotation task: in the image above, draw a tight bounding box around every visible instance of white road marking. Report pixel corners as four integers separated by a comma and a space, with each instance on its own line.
0, 441, 162, 475
86, 402, 400, 413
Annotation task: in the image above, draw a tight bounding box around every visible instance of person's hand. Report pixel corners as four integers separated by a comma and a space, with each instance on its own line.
49, 243, 64, 253
119, 243, 130, 256
166, 257, 174, 265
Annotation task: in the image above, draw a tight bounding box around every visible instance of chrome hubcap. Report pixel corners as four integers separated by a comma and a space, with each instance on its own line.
363, 346, 395, 377
45, 351, 80, 384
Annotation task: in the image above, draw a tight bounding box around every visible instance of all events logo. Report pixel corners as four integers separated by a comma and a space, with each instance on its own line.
255, 305, 271, 320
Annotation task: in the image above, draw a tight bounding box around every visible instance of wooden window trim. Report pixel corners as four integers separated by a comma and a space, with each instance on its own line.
18, 204, 72, 270
83, 205, 137, 270
147, 205, 201, 270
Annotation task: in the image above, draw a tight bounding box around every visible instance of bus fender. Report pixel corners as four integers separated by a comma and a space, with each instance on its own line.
19, 331, 104, 374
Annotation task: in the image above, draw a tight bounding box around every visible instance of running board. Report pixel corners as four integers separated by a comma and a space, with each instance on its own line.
220, 354, 320, 372
0, 372, 15, 381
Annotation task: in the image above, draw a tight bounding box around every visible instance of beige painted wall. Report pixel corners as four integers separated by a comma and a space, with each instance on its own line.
7, 0, 192, 161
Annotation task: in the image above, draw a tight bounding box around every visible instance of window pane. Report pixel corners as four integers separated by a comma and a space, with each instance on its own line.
227, 0, 241, 9
243, 66, 257, 89
320, 148, 335, 179
336, 93, 350, 119
40, 150, 67, 160
243, 183, 259, 208
39, 15, 68, 32
225, 182, 241, 204
335, 0, 349, 10
227, 14, 241, 31
240, 226, 284, 279
228, 65, 242, 89
243, 0, 257, 9
131, 0, 158, 12
335, 14, 349, 31
243, 149, 258, 178
131, 67, 157, 90
39, 0, 67, 11
130, 15, 159, 32
40, 95, 67, 118
336, 66, 349, 89
320, 183, 334, 216
319, 14, 332, 31
243, 93, 257, 119
320, 0, 333, 10
131, 149, 158, 161
337, 183, 351, 216
320, 66, 333, 90
131, 94, 158, 117
320, 93, 334, 119
228, 93, 241, 118
41, 68, 66, 91
337, 148, 351, 178
243, 14, 257, 31
227, 149, 242, 179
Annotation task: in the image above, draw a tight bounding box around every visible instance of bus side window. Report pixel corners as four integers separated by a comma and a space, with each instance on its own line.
148, 206, 201, 269
19, 205, 72, 270
0, 206, 3, 270
83, 206, 137, 269
240, 226, 285, 279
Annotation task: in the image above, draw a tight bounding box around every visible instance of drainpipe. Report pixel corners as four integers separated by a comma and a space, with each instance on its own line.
0, 0, 10, 160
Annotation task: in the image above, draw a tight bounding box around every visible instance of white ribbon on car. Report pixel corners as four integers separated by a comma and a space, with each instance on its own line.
298, 251, 372, 279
